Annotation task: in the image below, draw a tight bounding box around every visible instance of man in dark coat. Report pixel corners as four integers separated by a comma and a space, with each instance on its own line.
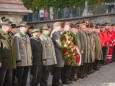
0, 19, 16, 86
30, 28, 43, 86
11, 24, 18, 36
11, 24, 18, 85
27, 25, 34, 37
51, 22, 64, 86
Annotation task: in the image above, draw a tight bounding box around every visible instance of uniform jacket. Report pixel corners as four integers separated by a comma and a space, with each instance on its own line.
13, 31, 33, 66
51, 32, 64, 67
30, 37, 43, 65
77, 30, 88, 64
89, 32, 95, 63
40, 33, 57, 66
100, 30, 108, 47
111, 28, 115, 46
93, 32, 103, 60
81, 31, 88, 63
0, 29, 16, 69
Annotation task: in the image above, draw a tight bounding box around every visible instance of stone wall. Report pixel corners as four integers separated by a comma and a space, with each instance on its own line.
0, 0, 32, 24
28, 14, 115, 27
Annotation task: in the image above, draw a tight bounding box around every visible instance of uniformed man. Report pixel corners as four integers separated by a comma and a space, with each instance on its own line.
69, 23, 81, 81
13, 21, 33, 86
40, 25, 57, 86
11, 24, 18, 36
11, 24, 18, 85
93, 25, 103, 70
51, 22, 65, 86
61, 22, 73, 84
30, 28, 43, 86
87, 24, 96, 73
27, 25, 34, 37
0, 19, 16, 86
100, 24, 108, 64
111, 24, 115, 61
78, 21, 88, 78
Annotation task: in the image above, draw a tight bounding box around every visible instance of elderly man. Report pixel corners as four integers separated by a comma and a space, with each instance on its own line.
13, 21, 33, 86
0, 19, 16, 86
40, 25, 57, 86
51, 22, 64, 86
30, 28, 43, 86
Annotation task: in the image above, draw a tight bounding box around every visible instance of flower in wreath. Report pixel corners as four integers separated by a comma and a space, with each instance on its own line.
61, 31, 81, 65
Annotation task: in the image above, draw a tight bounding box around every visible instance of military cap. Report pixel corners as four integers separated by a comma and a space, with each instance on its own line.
42, 25, 50, 30
29, 25, 34, 29
1, 19, 12, 25
32, 28, 40, 33
11, 24, 18, 28
70, 23, 77, 28
102, 23, 106, 26
76, 21, 81, 25
103, 22, 109, 26
19, 21, 28, 27
111, 23, 115, 26
1, 16, 5, 21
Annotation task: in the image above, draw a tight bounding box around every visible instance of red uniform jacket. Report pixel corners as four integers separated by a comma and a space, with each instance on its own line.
111, 28, 115, 46
106, 30, 113, 44
100, 30, 109, 47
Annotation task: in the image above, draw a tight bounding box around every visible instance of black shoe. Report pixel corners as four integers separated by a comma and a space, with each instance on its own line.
69, 77, 78, 81
62, 80, 72, 84
77, 74, 85, 78
87, 71, 92, 74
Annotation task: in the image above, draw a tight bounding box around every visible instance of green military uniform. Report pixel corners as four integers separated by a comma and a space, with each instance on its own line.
89, 32, 95, 63
0, 29, 16, 70
92, 32, 102, 70
96, 32, 103, 60
87, 32, 96, 74
93, 32, 102, 60
82, 31, 88, 64
77, 30, 88, 78
0, 19, 16, 86
87, 32, 91, 63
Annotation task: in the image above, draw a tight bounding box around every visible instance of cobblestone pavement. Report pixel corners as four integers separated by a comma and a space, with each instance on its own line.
27, 62, 115, 86
64, 62, 115, 86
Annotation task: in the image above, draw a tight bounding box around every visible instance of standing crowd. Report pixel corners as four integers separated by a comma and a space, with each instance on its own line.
0, 18, 115, 86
